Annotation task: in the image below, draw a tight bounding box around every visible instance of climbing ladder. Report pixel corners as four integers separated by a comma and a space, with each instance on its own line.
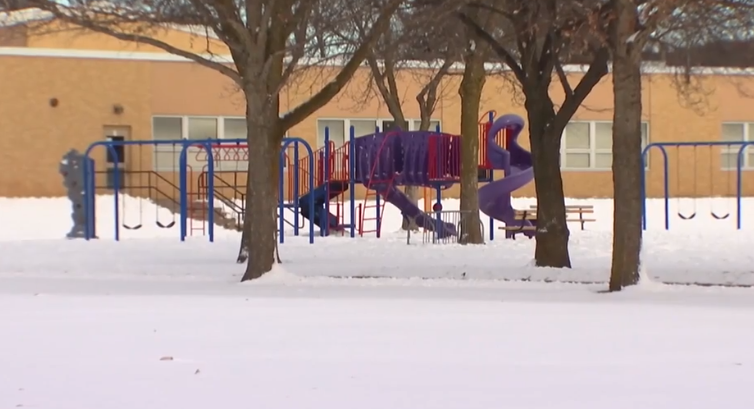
359, 132, 398, 237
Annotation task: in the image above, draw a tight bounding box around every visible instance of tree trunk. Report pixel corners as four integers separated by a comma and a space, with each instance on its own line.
609, 0, 643, 291
240, 90, 278, 282
401, 185, 420, 230
458, 53, 485, 244
526, 94, 572, 268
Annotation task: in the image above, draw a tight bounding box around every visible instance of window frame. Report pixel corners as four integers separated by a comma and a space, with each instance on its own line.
720, 122, 754, 171
560, 120, 650, 171
151, 115, 247, 172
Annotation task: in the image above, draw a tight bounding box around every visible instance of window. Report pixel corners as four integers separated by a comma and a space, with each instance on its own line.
151, 116, 246, 171
352, 119, 378, 137
317, 119, 346, 148
187, 117, 218, 140
316, 118, 442, 149
720, 123, 754, 170
106, 135, 125, 164
561, 121, 649, 170
412, 119, 441, 132
224, 118, 247, 140
154, 117, 182, 141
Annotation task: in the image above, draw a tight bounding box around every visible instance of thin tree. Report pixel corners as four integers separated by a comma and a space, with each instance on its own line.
454, 0, 611, 265
26, 0, 403, 281
456, 1, 497, 245
350, 9, 460, 230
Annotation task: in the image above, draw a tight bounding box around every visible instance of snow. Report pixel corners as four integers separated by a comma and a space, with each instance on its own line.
1, 194, 754, 408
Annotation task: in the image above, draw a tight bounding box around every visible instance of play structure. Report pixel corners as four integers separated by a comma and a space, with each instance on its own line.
71, 111, 542, 242
278, 111, 536, 242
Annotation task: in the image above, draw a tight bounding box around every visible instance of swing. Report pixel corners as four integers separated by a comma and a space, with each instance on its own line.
122, 144, 143, 230
709, 146, 730, 220
676, 146, 697, 220
155, 142, 177, 228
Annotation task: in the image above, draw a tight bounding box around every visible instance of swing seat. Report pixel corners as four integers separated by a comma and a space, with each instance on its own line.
711, 212, 730, 220
123, 223, 143, 230
156, 220, 176, 228
677, 212, 696, 220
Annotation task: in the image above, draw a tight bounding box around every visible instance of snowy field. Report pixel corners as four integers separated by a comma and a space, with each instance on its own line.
1, 195, 754, 408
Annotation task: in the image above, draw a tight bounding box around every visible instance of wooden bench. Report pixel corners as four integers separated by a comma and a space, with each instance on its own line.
497, 210, 537, 239
528, 205, 596, 230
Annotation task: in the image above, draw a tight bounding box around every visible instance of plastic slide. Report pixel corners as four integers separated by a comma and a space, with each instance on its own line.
378, 185, 457, 238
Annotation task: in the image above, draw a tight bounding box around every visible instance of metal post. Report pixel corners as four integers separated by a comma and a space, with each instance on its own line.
205, 142, 215, 243
179, 142, 189, 241
487, 111, 495, 241
349, 126, 356, 238
293, 141, 300, 236
324, 127, 331, 236
109, 144, 121, 241
279, 147, 286, 243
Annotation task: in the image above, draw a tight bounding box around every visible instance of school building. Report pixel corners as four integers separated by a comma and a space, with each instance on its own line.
2, 12, 754, 202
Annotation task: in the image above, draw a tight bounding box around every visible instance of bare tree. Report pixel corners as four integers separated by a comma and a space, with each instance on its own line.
606, 0, 754, 291
25, 0, 402, 281
456, 2, 497, 245
454, 0, 611, 265
348, 8, 461, 230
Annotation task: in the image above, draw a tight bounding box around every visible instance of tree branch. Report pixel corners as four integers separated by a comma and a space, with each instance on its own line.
554, 47, 610, 127
554, 58, 573, 97
29, 3, 242, 84
456, 10, 526, 83
279, 0, 403, 131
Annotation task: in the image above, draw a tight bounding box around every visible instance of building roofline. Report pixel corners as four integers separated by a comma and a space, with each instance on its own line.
1, 46, 754, 76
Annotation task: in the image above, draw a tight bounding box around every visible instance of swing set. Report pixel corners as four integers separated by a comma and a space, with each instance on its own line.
641, 140, 754, 230
121, 142, 179, 230
673, 145, 731, 220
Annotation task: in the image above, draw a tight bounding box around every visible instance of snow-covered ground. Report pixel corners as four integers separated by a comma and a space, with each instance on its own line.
1, 195, 754, 408
1, 195, 752, 285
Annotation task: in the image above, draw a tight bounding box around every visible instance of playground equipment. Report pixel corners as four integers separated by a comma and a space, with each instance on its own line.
71, 111, 538, 242
641, 141, 754, 230
278, 111, 536, 241
60, 149, 92, 239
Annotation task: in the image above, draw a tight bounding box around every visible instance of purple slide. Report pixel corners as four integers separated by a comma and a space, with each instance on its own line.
478, 114, 536, 238
377, 184, 457, 238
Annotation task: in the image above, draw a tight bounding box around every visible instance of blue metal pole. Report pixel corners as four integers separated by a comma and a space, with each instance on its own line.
279, 147, 286, 244
279, 138, 315, 244
641, 145, 648, 230
293, 141, 300, 236
205, 142, 215, 243
83, 157, 94, 240
736, 143, 748, 230
179, 143, 189, 241
349, 126, 356, 238
109, 144, 121, 241
487, 111, 495, 241
435, 186, 442, 243
324, 127, 331, 236
662, 146, 669, 230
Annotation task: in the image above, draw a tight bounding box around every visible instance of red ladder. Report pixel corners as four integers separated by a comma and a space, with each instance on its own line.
358, 133, 397, 238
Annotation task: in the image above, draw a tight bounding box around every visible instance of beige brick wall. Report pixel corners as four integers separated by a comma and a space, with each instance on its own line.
2, 24, 754, 199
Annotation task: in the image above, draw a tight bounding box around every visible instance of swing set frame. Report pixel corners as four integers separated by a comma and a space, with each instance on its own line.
641, 140, 754, 231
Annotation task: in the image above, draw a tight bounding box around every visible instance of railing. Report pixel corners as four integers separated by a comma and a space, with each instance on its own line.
427, 134, 462, 181
93, 169, 180, 210
478, 110, 507, 169
197, 171, 245, 226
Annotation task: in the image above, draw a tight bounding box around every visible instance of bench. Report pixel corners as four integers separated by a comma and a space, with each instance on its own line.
528, 205, 596, 230
497, 210, 538, 239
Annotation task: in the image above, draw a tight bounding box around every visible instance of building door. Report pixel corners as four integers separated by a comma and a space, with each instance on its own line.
103, 126, 131, 190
